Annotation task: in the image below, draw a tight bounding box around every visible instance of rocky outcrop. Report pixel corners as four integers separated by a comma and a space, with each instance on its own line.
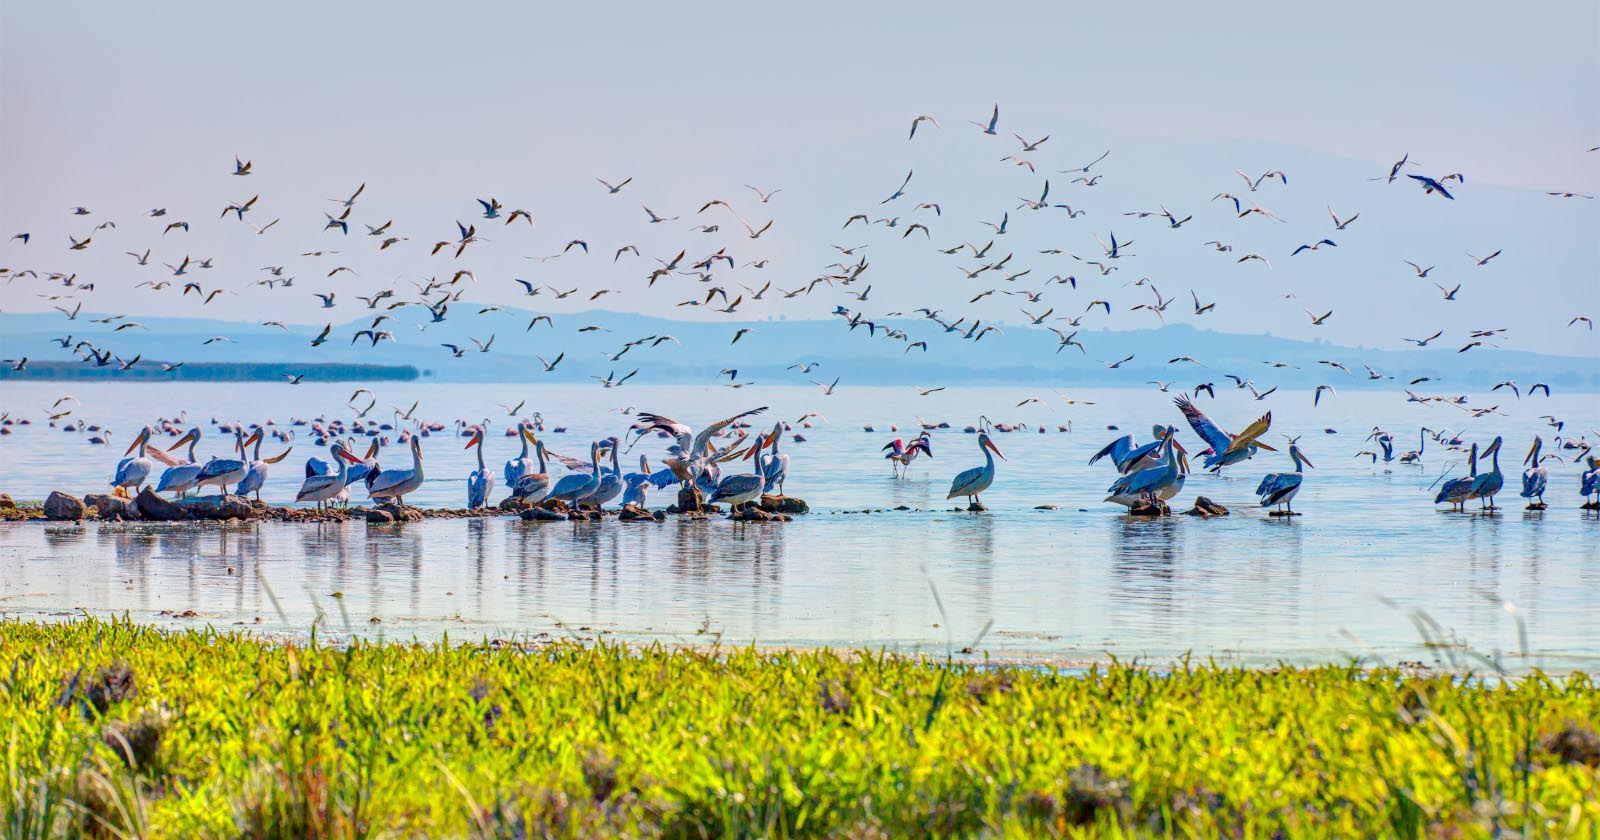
44, 491, 87, 521
85, 493, 140, 520
1183, 496, 1230, 518
759, 495, 809, 515
135, 488, 188, 522
1129, 500, 1171, 517
0, 494, 14, 510
520, 507, 566, 522
182, 494, 255, 520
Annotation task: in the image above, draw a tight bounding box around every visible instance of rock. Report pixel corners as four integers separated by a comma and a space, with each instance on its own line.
733, 505, 773, 522
1183, 496, 1229, 518
365, 508, 395, 523
1582, 501, 1599, 511
184, 494, 256, 520
966, 501, 987, 512
1130, 500, 1171, 517
619, 504, 655, 522
135, 488, 188, 522
1268, 509, 1302, 517
759, 495, 809, 515
376, 503, 423, 522
676, 485, 705, 512
44, 491, 87, 521
520, 507, 566, 522
85, 493, 140, 520
0, 494, 14, 509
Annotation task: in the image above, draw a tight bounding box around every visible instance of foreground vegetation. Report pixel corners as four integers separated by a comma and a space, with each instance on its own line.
2, 619, 1597, 838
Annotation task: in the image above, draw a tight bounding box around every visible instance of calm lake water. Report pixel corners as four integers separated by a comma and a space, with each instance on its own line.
1, 382, 1596, 672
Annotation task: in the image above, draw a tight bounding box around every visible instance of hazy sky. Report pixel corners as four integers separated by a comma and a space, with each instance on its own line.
3, 0, 1596, 357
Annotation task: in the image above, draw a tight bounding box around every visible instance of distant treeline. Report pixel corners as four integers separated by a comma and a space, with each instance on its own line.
0, 362, 419, 382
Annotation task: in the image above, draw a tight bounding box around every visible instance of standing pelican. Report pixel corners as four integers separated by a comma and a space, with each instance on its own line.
235, 431, 292, 501
368, 435, 424, 506
1255, 441, 1314, 515
1434, 443, 1479, 511
622, 455, 652, 508
1520, 436, 1558, 508
583, 438, 625, 509
1174, 395, 1274, 471
154, 427, 206, 497
946, 430, 1004, 509
760, 422, 789, 495
509, 430, 554, 505
466, 426, 494, 508
1581, 454, 1599, 507
709, 435, 768, 513
504, 421, 534, 487
195, 427, 254, 495
1469, 436, 1504, 511
1105, 431, 1184, 509
1105, 431, 1188, 507
111, 426, 156, 494
295, 443, 349, 511
546, 441, 601, 506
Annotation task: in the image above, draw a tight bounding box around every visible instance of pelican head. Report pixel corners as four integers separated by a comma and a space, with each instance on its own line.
1524, 436, 1542, 466
979, 431, 1006, 461
1291, 444, 1315, 469
1483, 436, 1503, 457
465, 427, 485, 449
167, 427, 200, 451
244, 427, 263, 447
124, 426, 153, 455
411, 435, 424, 459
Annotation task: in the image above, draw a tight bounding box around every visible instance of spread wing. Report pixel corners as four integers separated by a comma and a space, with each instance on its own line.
541, 449, 593, 471
1173, 395, 1231, 453
1089, 435, 1134, 467
632, 412, 694, 453
1225, 411, 1272, 454
689, 406, 768, 458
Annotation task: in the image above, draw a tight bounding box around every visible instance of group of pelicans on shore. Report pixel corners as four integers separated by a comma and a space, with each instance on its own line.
103, 398, 1600, 516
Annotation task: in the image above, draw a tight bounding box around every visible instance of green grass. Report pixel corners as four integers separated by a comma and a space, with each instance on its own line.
2, 618, 1596, 838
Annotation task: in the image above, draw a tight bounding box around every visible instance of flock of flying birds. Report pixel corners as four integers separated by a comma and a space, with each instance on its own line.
2, 105, 1596, 514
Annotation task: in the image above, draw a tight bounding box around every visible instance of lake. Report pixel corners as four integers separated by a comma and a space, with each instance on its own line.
1, 381, 1596, 672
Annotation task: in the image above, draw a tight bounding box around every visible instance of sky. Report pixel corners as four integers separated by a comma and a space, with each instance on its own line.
2, 0, 1597, 363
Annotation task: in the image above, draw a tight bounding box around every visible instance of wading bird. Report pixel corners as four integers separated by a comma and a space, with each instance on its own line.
1256, 441, 1314, 515
947, 429, 1004, 509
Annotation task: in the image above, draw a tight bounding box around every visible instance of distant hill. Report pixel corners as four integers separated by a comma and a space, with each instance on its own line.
2, 309, 1595, 390
0, 361, 417, 383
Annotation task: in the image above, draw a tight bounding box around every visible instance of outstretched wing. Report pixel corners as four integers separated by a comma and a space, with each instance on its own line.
1173, 395, 1231, 453
1225, 411, 1273, 454
632, 412, 694, 453
690, 407, 769, 458
1088, 434, 1134, 467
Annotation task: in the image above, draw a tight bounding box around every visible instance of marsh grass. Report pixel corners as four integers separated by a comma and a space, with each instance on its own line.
0, 617, 1596, 838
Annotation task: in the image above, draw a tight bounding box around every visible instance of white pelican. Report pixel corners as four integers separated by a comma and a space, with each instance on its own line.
509, 430, 554, 505
631, 407, 770, 487
1105, 431, 1189, 507
466, 426, 494, 509
504, 421, 534, 487
582, 439, 624, 509
195, 428, 255, 495
295, 443, 349, 511
709, 436, 768, 512
154, 427, 206, 497
235, 431, 292, 501
1106, 430, 1185, 509
368, 435, 424, 506
546, 442, 601, 506
1520, 436, 1556, 508
112, 426, 157, 494
1581, 455, 1599, 507
622, 455, 652, 508
760, 422, 789, 495
1255, 442, 1314, 515
946, 431, 1004, 508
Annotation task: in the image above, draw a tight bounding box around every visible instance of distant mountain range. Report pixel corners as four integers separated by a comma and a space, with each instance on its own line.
2, 309, 1595, 390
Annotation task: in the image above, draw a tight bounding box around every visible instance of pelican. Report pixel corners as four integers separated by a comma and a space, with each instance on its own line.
1255, 442, 1314, 515
196, 428, 254, 495
622, 455, 653, 508
465, 426, 494, 508
760, 422, 789, 495
111, 426, 156, 493
1434, 443, 1479, 512
504, 421, 535, 487
368, 435, 424, 506
1090, 425, 1171, 475
546, 442, 601, 506
295, 443, 349, 511
154, 427, 206, 497
583, 439, 624, 509
1581, 455, 1599, 507
1521, 436, 1557, 508
509, 431, 554, 505
1105, 430, 1184, 509
1469, 437, 1505, 511
1174, 395, 1274, 471
1105, 431, 1189, 507
631, 407, 769, 487
709, 435, 768, 513
235, 431, 292, 501
947, 430, 1004, 509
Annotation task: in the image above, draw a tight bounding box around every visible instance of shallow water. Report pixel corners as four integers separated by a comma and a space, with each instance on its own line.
1, 382, 1596, 671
